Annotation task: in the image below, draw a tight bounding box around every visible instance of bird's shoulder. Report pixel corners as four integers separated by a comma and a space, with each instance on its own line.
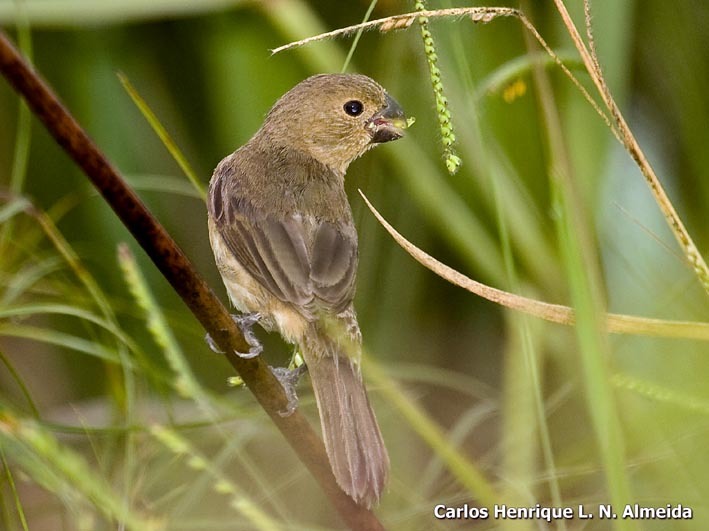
208, 140, 350, 226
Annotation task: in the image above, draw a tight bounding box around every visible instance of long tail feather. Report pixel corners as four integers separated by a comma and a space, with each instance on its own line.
307, 351, 389, 508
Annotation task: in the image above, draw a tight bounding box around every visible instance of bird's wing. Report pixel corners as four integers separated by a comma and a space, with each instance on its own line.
210, 182, 357, 317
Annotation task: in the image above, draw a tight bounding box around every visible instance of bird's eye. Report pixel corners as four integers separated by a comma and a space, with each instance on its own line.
343, 100, 364, 116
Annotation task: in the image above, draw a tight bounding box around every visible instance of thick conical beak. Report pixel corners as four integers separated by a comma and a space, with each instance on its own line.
367, 93, 407, 143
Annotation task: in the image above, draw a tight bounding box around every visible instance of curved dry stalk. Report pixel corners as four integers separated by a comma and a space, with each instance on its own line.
553, 0, 709, 295
360, 191, 709, 342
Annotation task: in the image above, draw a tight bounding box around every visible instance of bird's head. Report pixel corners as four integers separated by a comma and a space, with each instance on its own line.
259, 73, 408, 174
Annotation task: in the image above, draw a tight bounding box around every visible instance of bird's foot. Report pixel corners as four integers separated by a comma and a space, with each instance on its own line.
205, 313, 263, 359
270, 364, 308, 417
232, 313, 263, 359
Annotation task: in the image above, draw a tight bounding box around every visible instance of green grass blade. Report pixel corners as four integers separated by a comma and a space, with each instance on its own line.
0, 0, 247, 26
363, 353, 498, 507
0, 324, 126, 365
117, 244, 212, 403
117, 73, 205, 199
612, 373, 709, 415
0, 4, 32, 254
0, 412, 161, 530
340, 0, 377, 73
151, 425, 282, 531
0, 348, 40, 418
0, 449, 30, 531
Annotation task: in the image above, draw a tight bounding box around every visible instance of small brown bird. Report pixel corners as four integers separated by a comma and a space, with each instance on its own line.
207, 74, 407, 507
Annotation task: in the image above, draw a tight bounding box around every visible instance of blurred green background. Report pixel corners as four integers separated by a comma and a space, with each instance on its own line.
0, 0, 708, 529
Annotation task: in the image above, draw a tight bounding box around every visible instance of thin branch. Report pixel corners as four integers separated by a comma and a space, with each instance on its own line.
0, 30, 384, 531
271, 7, 520, 54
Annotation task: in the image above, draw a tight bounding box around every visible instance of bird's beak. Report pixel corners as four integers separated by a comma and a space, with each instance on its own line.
366, 93, 408, 144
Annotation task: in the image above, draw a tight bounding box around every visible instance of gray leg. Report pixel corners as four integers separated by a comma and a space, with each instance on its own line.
205, 313, 263, 359
270, 364, 308, 417
232, 313, 263, 359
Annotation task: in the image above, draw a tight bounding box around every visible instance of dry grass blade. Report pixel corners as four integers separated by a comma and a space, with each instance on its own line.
360, 191, 709, 341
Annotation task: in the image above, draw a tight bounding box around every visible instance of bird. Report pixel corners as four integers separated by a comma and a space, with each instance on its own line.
207, 73, 407, 507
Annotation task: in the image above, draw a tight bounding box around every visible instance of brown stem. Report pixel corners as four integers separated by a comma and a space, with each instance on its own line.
0, 30, 384, 531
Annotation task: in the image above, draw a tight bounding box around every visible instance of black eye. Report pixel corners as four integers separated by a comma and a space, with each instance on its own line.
343, 100, 364, 116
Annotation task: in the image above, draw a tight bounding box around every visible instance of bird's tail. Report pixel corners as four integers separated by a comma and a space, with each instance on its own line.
303, 331, 389, 508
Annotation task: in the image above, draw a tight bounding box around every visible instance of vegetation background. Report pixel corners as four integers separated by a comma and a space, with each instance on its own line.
0, 0, 707, 529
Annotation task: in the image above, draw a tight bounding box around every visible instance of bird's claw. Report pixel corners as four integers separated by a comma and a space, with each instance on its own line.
205, 313, 263, 359
205, 331, 224, 354
233, 313, 263, 358
270, 364, 308, 417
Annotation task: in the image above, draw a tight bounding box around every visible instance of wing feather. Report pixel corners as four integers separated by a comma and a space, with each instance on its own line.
210, 169, 357, 318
